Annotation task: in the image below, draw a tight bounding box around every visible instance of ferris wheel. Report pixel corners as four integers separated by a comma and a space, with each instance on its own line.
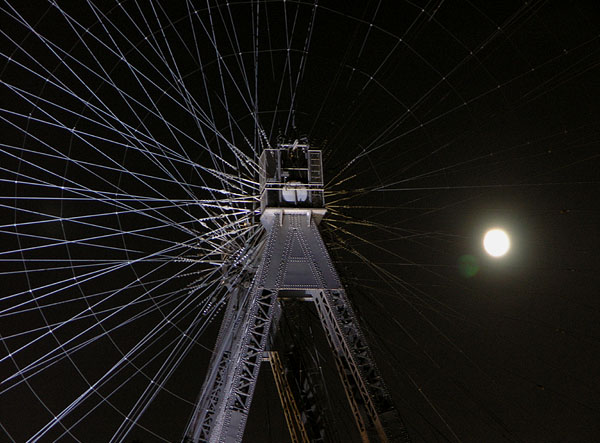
1, 1, 599, 442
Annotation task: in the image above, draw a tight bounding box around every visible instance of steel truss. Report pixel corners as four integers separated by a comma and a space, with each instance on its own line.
185, 212, 410, 442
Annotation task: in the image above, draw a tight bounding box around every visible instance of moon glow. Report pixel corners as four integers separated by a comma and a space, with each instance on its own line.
483, 229, 510, 257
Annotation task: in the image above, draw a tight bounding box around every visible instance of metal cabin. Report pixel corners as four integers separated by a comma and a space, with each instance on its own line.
259, 141, 326, 226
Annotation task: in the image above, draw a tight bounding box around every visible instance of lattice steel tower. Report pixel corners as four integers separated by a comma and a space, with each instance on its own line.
184, 141, 411, 443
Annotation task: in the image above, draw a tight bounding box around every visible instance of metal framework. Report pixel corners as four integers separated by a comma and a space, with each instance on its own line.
267, 350, 310, 443
184, 142, 411, 443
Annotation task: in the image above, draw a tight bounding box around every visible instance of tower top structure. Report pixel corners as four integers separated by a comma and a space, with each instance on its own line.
259, 140, 326, 227
186, 139, 410, 443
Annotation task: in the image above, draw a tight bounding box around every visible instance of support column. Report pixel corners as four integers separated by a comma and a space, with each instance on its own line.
185, 213, 410, 442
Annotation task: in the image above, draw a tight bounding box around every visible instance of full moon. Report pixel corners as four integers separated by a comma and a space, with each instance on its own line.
483, 228, 510, 257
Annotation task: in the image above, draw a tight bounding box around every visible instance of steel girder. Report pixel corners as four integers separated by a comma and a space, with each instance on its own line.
185, 213, 410, 442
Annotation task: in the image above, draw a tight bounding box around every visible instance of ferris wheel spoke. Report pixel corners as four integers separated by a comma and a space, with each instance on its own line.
3, 281, 205, 396
25, 268, 226, 441
1, 127, 202, 237
81, 1, 264, 186
3, 268, 224, 368
1, 251, 206, 385
0, 48, 225, 187
55, 0, 233, 158
1, 116, 202, 227
107, 294, 224, 441
4, 2, 248, 187
0, 274, 185, 326
1, 215, 196, 262
0, 235, 195, 322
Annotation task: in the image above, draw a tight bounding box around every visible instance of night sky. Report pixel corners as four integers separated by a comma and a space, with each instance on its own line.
1, 1, 599, 442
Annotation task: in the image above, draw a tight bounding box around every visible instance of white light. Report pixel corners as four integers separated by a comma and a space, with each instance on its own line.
483, 228, 510, 257
281, 181, 308, 203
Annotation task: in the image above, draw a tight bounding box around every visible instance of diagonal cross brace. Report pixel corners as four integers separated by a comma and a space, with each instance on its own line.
185, 213, 410, 442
